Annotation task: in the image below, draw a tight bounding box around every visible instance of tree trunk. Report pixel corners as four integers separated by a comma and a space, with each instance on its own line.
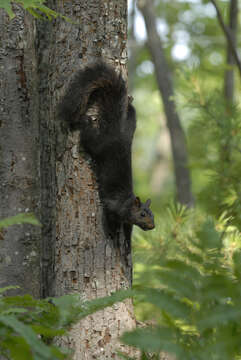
219, 0, 238, 189
210, 0, 241, 78
138, 0, 194, 207
1, 0, 137, 357
224, 0, 238, 103
37, 0, 137, 358
0, 5, 41, 297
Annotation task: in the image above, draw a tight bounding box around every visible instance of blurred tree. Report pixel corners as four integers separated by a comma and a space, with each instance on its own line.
128, 0, 241, 209
215, 0, 239, 173
210, 0, 241, 78
224, 0, 238, 102
138, 0, 194, 207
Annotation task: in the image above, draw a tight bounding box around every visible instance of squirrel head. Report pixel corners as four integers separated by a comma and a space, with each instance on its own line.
130, 197, 155, 231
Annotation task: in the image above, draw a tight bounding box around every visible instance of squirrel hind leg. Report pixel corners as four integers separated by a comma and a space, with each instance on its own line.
120, 103, 136, 143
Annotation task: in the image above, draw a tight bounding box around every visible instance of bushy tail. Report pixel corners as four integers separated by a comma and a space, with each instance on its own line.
58, 62, 127, 127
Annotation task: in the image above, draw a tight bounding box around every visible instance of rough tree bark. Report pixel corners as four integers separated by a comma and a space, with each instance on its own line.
0, 6, 41, 297
138, 0, 194, 207
37, 0, 137, 358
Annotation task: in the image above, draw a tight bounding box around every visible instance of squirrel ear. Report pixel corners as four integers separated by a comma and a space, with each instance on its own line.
145, 199, 151, 207
135, 196, 141, 208
128, 95, 134, 104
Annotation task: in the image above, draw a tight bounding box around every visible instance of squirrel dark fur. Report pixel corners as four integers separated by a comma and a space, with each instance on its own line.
58, 62, 155, 233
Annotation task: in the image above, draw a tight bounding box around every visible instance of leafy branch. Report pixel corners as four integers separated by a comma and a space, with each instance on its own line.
122, 209, 241, 360
0, 213, 41, 229
0, 0, 68, 21
0, 288, 134, 359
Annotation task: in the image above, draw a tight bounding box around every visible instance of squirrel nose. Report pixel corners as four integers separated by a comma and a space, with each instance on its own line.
143, 223, 155, 230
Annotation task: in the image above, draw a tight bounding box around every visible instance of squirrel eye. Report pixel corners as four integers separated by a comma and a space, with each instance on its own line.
141, 212, 146, 217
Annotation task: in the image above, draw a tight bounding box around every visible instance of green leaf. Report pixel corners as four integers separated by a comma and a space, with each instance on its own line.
3, 294, 43, 308
0, 286, 20, 295
52, 289, 133, 326
233, 250, 241, 280
122, 327, 164, 352
0, 0, 71, 22
121, 326, 183, 357
0, 213, 41, 229
1, 308, 27, 315
196, 219, 222, 250
198, 304, 241, 331
164, 259, 202, 283
1, 335, 33, 360
31, 324, 65, 337
33, 4, 59, 19
0, 0, 15, 18
155, 268, 197, 298
139, 288, 190, 320
0, 315, 54, 359
27, 7, 44, 19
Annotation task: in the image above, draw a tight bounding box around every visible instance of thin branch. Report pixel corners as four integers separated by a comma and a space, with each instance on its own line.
210, 0, 241, 78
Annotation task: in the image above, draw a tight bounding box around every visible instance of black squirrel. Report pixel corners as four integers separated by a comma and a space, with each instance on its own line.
58, 62, 155, 233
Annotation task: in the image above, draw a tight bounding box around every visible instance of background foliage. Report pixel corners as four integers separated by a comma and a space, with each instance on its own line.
127, 206, 241, 359
127, 0, 241, 357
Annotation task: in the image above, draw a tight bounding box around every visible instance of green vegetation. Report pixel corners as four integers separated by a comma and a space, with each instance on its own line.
185, 83, 241, 230
0, 0, 66, 20
128, 0, 241, 352
0, 280, 132, 359
0, 214, 132, 359
124, 205, 241, 359
127, 68, 241, 358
